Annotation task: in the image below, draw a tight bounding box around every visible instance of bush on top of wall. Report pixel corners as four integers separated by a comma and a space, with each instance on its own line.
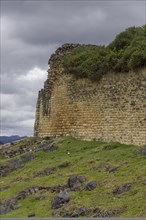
62, 25, 146, 81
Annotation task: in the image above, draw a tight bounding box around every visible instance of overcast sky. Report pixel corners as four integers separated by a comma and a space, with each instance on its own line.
1, 0, 145, 136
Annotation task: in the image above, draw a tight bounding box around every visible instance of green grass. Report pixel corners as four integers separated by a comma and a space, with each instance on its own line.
0, 136, 145, 218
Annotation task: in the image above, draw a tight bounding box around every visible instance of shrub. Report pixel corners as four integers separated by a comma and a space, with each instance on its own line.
62, 25, 146, 81
129, 50, 146, 70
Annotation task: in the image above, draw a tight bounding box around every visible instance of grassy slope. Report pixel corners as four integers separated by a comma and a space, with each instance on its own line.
0, 136, 145, 218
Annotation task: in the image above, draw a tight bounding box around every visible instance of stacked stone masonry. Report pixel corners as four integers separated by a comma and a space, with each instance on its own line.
34, 44, 146, 146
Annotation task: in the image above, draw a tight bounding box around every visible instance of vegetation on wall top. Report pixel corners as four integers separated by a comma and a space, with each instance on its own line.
62, 25, 146, 81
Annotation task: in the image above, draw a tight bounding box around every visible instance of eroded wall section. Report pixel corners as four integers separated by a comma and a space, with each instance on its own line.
34, 44, 146, 146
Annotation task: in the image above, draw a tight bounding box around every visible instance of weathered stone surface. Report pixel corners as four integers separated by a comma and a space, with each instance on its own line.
58, 162, 70, 168
36, 195, 46, 200
107, 166, 119, 173
0, 186, 53, 214
50, 184, 68, 193
134, 145, 146, 156
86, 181, 97, 191
1, 151, 71, 178
0, 137, 54, 159
0, 159, 24, 177
0, 185, 10, 191
34, 162, 70, 178
8, 158, 23, 170
51, 190, 71, 209
23, 178, 31, 182
103, 164, 120, 173
0, 185, 50, 215
15, 185, 49, 201
52, 206, 126, 218
34, 44, 145, 146
20, 153, 35, 163
0, 198, 18, 214
34, 167, 57, 177
56, 207, 87, 217
113, 183, 131, 195
28, 212, 35, 217
0, 164, 10, 177
67, 175, 86, 191
0, 151, 36, 176
15, 190, 26, 200
42, 144, 58, 152
102, 145, 118, 151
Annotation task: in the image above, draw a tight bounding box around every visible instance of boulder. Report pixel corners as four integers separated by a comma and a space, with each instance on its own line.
68, 175, 86, 191
58, 162, 70, 168
86, 181, 97, 191
134, 145, 146, 156
106, 166, 119, 173
50, 184, 68, 193
20, 152, 35, 163
36, 195, 46, 200
43, 144, 58, 153
0, 198, 18, 214
8, 158, 23, 170
28, 212, 35, 217
0, 185, 10, 191
78, 207, 87, 216
35, 167, 56, 177
0, 205, 11, 215
0, 164, 10, 177
113, 183, 131, 194
51, 190, 71, 209
15, 190, 26, 200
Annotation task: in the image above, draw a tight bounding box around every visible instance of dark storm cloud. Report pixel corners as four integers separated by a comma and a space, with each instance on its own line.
2, 1, 145, 46
1, 0, 145, 136
1, 0, 145, 73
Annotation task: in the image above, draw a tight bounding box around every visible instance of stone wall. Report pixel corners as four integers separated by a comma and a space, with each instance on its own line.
34, 44, 146, 146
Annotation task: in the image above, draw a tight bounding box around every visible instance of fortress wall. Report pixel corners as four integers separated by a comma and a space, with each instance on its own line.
34, 67, 146, 146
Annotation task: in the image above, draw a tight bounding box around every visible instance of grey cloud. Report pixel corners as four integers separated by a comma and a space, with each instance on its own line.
1, 1, 145, 73
1, 67, 47, 95
1, 34, 58, 74
2, 1, 145, 46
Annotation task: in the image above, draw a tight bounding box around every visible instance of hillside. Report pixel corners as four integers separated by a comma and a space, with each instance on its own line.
0, 136, 145, 218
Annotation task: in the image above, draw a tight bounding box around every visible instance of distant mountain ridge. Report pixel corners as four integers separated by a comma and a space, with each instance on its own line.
0, 135, 27, 144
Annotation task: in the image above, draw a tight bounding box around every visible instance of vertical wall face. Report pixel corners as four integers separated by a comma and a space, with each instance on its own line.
34, 45, 146, 146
